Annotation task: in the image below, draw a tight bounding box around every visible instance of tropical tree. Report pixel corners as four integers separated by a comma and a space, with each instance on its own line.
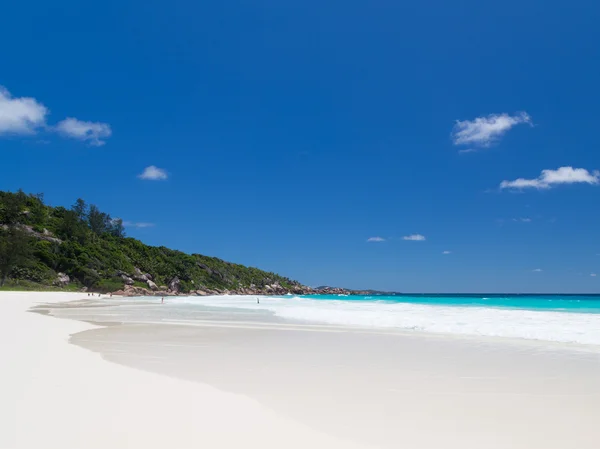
72, 198, 88, 221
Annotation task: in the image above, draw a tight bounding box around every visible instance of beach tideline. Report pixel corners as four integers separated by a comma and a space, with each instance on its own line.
2, 291, 600, 449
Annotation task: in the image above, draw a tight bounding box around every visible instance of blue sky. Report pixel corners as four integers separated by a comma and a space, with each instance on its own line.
2, 0, 600, 293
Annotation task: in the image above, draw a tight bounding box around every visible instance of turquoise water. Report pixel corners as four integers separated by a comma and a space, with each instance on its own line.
303, 294, 600, 314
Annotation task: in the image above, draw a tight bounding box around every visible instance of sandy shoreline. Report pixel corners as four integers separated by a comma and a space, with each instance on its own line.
0, 292, 372, 449
3, 292, 600, 448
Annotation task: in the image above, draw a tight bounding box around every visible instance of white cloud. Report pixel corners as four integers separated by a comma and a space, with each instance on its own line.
458, 148, 478, 154
452, 112, 532, 147
403, 234, 426, 241
442, 250, 451, 254
138, 165, 168, 180
367, 237, 386, 242
532, 268, 543, 272
591, 273, 597, 277
55, 117, 112, 146
123, 221, 155, 228
512, 218, 532, 223
0, 86, 48, 135
500, 166, 600, 190
0, 86, 112, 146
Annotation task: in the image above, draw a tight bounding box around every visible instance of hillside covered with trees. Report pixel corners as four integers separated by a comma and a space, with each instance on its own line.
0, 190, 313, 295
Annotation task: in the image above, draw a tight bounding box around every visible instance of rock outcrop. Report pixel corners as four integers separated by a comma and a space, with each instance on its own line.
106, 284, 356, 298
168, 277, 181, 293
313, 286, 351, 295
18, 225, 63, 244
102, 274, 356, 298
53, 272, 70, 287
120, 274, 134, 285
196, 262, 213, 275
132, 267, 152, 282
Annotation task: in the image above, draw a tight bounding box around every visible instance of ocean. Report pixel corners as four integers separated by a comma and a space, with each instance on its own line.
162, 294, 600, 346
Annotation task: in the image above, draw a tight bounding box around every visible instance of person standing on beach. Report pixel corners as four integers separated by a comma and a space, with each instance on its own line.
161, 297, 164, 304
257, 297, 260, 304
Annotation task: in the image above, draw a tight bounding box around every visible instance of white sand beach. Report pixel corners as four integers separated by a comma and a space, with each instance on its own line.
0, 292, 372, 449
2, 291, 600, 449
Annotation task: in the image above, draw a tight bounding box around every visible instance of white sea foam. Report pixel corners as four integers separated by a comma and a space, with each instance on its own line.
171, 295, 600, 346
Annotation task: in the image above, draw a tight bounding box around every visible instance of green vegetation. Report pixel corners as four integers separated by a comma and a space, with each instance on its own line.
0, 190, 301, 293
0, 227, 31, 286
